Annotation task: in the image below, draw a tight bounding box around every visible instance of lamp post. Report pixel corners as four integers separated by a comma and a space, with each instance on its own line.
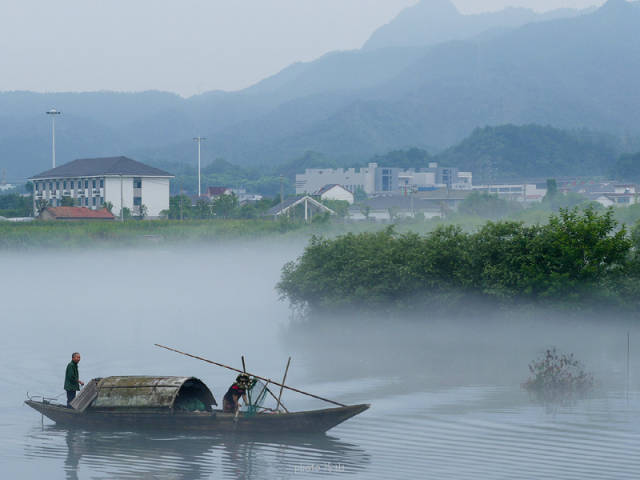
193, 137, 206, 197
46, 109, 62, 168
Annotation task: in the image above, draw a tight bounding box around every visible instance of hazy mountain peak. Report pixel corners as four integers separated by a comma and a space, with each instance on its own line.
363, 0, 593, 50
598, 0, 635, 13
411, 0, 460, 17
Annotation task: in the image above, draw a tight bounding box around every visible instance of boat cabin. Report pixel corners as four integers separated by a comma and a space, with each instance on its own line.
74, 376, 217, 412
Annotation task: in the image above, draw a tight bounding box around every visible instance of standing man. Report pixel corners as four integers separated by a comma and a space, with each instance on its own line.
64, 352, 84, 407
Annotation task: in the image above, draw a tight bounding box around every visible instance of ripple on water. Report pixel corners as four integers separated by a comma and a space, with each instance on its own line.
12, 389, 640, 479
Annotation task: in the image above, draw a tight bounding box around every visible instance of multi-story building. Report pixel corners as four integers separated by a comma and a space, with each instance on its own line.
296, 162, 472, 195
472, 183, 548, 202
29, 156, 174, 218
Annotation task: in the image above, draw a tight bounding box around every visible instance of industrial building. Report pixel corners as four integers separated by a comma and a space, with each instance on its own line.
296, 162, 472, 196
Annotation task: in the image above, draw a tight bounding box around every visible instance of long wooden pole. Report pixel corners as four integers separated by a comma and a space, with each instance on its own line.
276, 357, 291, 413
155, 344, 346, 407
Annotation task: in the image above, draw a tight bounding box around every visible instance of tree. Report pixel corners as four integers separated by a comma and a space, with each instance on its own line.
34, 199, 49, 215
167, 195, 192, 220
360, 204, 371, 220
545, 179, 558, 200
194, 199, 212, 219
137, 204, 148, 219
60, 196, 74, 206
354, 186, 368, 203
103, 201, 114, 213
213, 193, 238, 219
121, 207, 132, 220
322, 200, 349, 218
458, 192, 520, 219
277, 207, 636, 313
1, 193, 34, 217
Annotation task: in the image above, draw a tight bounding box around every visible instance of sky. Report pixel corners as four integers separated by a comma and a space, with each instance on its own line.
0, 0, 604, 97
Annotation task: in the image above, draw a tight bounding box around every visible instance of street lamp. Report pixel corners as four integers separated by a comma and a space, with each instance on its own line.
46, 109, 62, 168
193, 136, 206, 197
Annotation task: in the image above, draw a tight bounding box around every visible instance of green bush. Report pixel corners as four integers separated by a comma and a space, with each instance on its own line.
278, 207, 636, 312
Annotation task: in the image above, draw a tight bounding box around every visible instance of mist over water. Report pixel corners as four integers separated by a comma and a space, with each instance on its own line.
2, 243, 640, 479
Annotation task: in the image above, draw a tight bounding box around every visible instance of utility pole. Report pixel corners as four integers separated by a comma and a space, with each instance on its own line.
280, 175, 284, 205
46, 109, 62, 168
193, 137, 206, 197
120, 175, 124, 221
179, 178, 184, 221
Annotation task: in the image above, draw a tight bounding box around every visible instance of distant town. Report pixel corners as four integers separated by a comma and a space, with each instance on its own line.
0, 154, 638, 223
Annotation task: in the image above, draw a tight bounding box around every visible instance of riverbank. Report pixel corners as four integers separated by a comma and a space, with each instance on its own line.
3, 202, 640, 251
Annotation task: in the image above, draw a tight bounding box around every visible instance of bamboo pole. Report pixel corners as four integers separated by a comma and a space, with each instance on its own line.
276, 357, 291, 413
265, 386, 289, 413
242, 355, 288, 412
155, 344, 346, 407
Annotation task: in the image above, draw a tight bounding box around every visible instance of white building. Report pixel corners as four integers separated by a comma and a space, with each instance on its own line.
472, 183, 547, 203
315, 184, 355, 204
29, 156, 174, 218
296, 162, 472, 196
296, 163, 377, 195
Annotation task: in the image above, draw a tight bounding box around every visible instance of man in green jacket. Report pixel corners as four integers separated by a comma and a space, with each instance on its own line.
64, 352, 84, 407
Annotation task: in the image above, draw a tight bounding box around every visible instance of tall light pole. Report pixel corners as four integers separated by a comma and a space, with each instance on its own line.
46, 109, 62, 168
193, 137, 206, 197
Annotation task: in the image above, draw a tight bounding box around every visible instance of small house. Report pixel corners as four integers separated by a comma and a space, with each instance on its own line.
314, 184, 355, 204
38, 206, 115, 221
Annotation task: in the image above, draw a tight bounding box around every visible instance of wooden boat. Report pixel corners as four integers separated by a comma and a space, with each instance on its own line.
25, 376, 369, 434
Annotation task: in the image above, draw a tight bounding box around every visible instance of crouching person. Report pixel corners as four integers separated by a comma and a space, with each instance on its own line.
223, 374, 250, 413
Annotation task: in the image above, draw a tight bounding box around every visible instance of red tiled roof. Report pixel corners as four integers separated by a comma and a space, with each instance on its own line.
44, 207, 115, 219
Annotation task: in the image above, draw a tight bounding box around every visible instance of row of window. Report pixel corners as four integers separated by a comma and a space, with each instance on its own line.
35, 178, 143, 191
48, 197, 104, 207
35, 179, 104, 192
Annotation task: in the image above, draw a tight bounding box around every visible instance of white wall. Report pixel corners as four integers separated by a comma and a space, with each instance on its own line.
141, 177, 170, 218
104, 176, 134, 217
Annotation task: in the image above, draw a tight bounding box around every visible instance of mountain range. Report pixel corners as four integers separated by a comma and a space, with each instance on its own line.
1, 0, 639, 181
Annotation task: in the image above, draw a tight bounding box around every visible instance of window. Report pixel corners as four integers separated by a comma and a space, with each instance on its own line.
49, 182, 53, 190
382, 169, 392, 192
85, 198, 89, 206
63, 181, 67, 190
100, 179, 104, 188
84, 180, 89, 189
133, 178, 142, 189
70, 181, 74, 189
92, 197, 96, 206
133, 196, 142, 206
50, 198, 56, 207
55, 181, 59, 190
92, 179, 96, 189
99, 197, 104, 205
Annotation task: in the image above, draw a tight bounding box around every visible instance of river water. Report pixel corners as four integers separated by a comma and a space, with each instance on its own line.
2, 244, 640, 479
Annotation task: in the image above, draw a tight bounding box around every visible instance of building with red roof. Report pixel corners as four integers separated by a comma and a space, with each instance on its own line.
38, 207, 115, 221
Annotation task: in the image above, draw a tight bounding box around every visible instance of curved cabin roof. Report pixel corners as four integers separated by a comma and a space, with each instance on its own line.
92, 376, 216, 409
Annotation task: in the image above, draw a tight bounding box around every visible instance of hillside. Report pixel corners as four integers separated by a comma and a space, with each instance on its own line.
434, 125, 619, 182
1, 0, 640, 181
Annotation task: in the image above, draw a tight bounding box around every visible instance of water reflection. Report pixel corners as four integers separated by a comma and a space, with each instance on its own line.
25, 426, 370, 480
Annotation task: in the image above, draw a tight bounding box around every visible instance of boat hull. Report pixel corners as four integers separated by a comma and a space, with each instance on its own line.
24, 400, 369, 434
